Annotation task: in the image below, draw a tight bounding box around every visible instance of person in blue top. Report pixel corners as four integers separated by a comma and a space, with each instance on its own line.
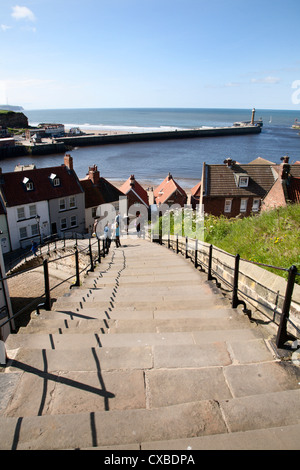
31, 240, 38, 256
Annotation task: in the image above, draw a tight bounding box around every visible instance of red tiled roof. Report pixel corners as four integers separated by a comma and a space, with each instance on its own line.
0, 165, 83, 207
191, 181, 201, 197
154, 174, 187, 205
287, 177, 300, 203
119, 175, 149, 207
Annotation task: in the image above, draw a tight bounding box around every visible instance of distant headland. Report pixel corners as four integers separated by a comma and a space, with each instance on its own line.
0, 105, 24, 112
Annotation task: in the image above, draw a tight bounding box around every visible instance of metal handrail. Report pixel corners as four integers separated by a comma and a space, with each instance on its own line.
0, 236, 107, 333
157, 233, 299, 349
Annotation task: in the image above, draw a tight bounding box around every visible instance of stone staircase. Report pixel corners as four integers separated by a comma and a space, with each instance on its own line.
0, 238, 299, 450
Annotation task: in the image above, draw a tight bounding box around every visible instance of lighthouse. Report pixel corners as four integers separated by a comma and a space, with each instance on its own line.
251, 108, 256, 125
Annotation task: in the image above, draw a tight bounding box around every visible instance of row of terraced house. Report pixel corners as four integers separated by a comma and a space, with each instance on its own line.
0, 154, 299, 254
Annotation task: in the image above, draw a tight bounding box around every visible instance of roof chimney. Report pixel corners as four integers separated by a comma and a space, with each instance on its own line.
130, 175, 135, 187
88, 165, 100, 184
223, 158, 236, 167
167, 172, 172, 181
280, 155, 290, 180
64, 154, 73, 170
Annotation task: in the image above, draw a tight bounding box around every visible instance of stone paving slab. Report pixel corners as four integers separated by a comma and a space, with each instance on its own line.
220, 389, 300, 432
223, 361, 300, 397
146, 367, 232, 407
5, 369, 146, 417
141, 423, 300, 450
153, 343, 232, 368
7, 346, 153, 373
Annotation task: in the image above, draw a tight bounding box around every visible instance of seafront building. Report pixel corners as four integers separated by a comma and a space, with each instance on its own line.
80, 164, 124, 233
0, 155, 85, 251
191, 156, 300, 217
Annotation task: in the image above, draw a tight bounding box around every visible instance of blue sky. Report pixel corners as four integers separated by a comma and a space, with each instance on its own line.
1, 0, 300, 110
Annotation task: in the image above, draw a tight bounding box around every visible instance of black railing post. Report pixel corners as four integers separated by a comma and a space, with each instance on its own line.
43, 259, 51, 311
232, 254, 240, 308
74, 248, 80, 287
89, 239, 94, 272
185, 237, 188, 259
276, 265, 298, 348
97, 238, 101, 263
168, 232, 170, 249
208, 244, 213, 281
176, 234, 179, 254
194, 239, 198, 268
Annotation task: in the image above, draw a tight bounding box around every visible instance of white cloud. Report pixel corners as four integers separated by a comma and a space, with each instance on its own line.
1, 24, 12, 32
11, 6, 36, 22
251, 76, 280, 84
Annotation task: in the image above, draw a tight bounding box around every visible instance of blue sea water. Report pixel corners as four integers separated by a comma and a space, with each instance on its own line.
1, 108, 299, 187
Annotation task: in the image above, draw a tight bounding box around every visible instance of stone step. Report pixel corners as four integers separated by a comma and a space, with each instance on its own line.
33, 307, 236, 321
0, 400, 228, 450
5, 327, 263, 351
141, 423, 300, 450
24, 307, 249, 335
0, 390, 299, 449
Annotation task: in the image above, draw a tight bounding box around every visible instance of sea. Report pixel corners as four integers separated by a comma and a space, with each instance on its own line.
1, 108, 300, 188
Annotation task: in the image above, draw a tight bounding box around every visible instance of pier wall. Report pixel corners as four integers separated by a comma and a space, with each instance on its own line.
55, 125, 261, 147
0, 125, 261, 158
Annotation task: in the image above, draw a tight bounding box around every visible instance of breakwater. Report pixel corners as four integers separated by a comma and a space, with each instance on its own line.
56, 125, 261, 147
0, 125, 261, 158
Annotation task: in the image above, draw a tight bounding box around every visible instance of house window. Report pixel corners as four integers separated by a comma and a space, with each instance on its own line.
23, 177, 34, 191
238, 176, 249, 188
19, 226, 27, 239
92, 207, 97, 218
70, 215, 77, 227
53, 177, 60, 187
69, 196, 76, 208
31, 224, 39, 236
60, 218, 67, 230
59, 198, 66, 211
252, 199, 260, 212
29, 205, 37, 217
240, 199, 248, 212
17, 207, 25, 220
224, 199, 232, 213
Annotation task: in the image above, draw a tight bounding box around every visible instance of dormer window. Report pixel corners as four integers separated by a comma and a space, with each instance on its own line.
50, 173, 61, 186
234, 173, 249, 188
238, 176, 249, 188
23, 177, 34, 191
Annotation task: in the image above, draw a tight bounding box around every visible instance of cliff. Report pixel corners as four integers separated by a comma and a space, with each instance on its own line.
0, 110, 28, 129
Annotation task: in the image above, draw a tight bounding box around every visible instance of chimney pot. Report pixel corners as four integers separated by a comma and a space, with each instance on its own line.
64, 154, 73, 170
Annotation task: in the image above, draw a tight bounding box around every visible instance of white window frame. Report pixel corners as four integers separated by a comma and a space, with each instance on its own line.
224, 199, 232, 213
238, 176, 249, 188
59, 198, 66, 211
69, 196, 76, 209
31, 223, 39, 236
240, 198, 248, 212
252, 198, 260, 212
17, 207, 25, 220
60, 217, 67, 230
26, 181, 34, 191
19, 226, 27, 239
29, 204, 37, 217
53, 177, 60, 187
70, 215, 77, 227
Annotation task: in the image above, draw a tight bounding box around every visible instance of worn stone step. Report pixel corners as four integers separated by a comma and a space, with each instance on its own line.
0, 400, 228, 450
5, 327, 263, 351
141, 423, 300, 450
